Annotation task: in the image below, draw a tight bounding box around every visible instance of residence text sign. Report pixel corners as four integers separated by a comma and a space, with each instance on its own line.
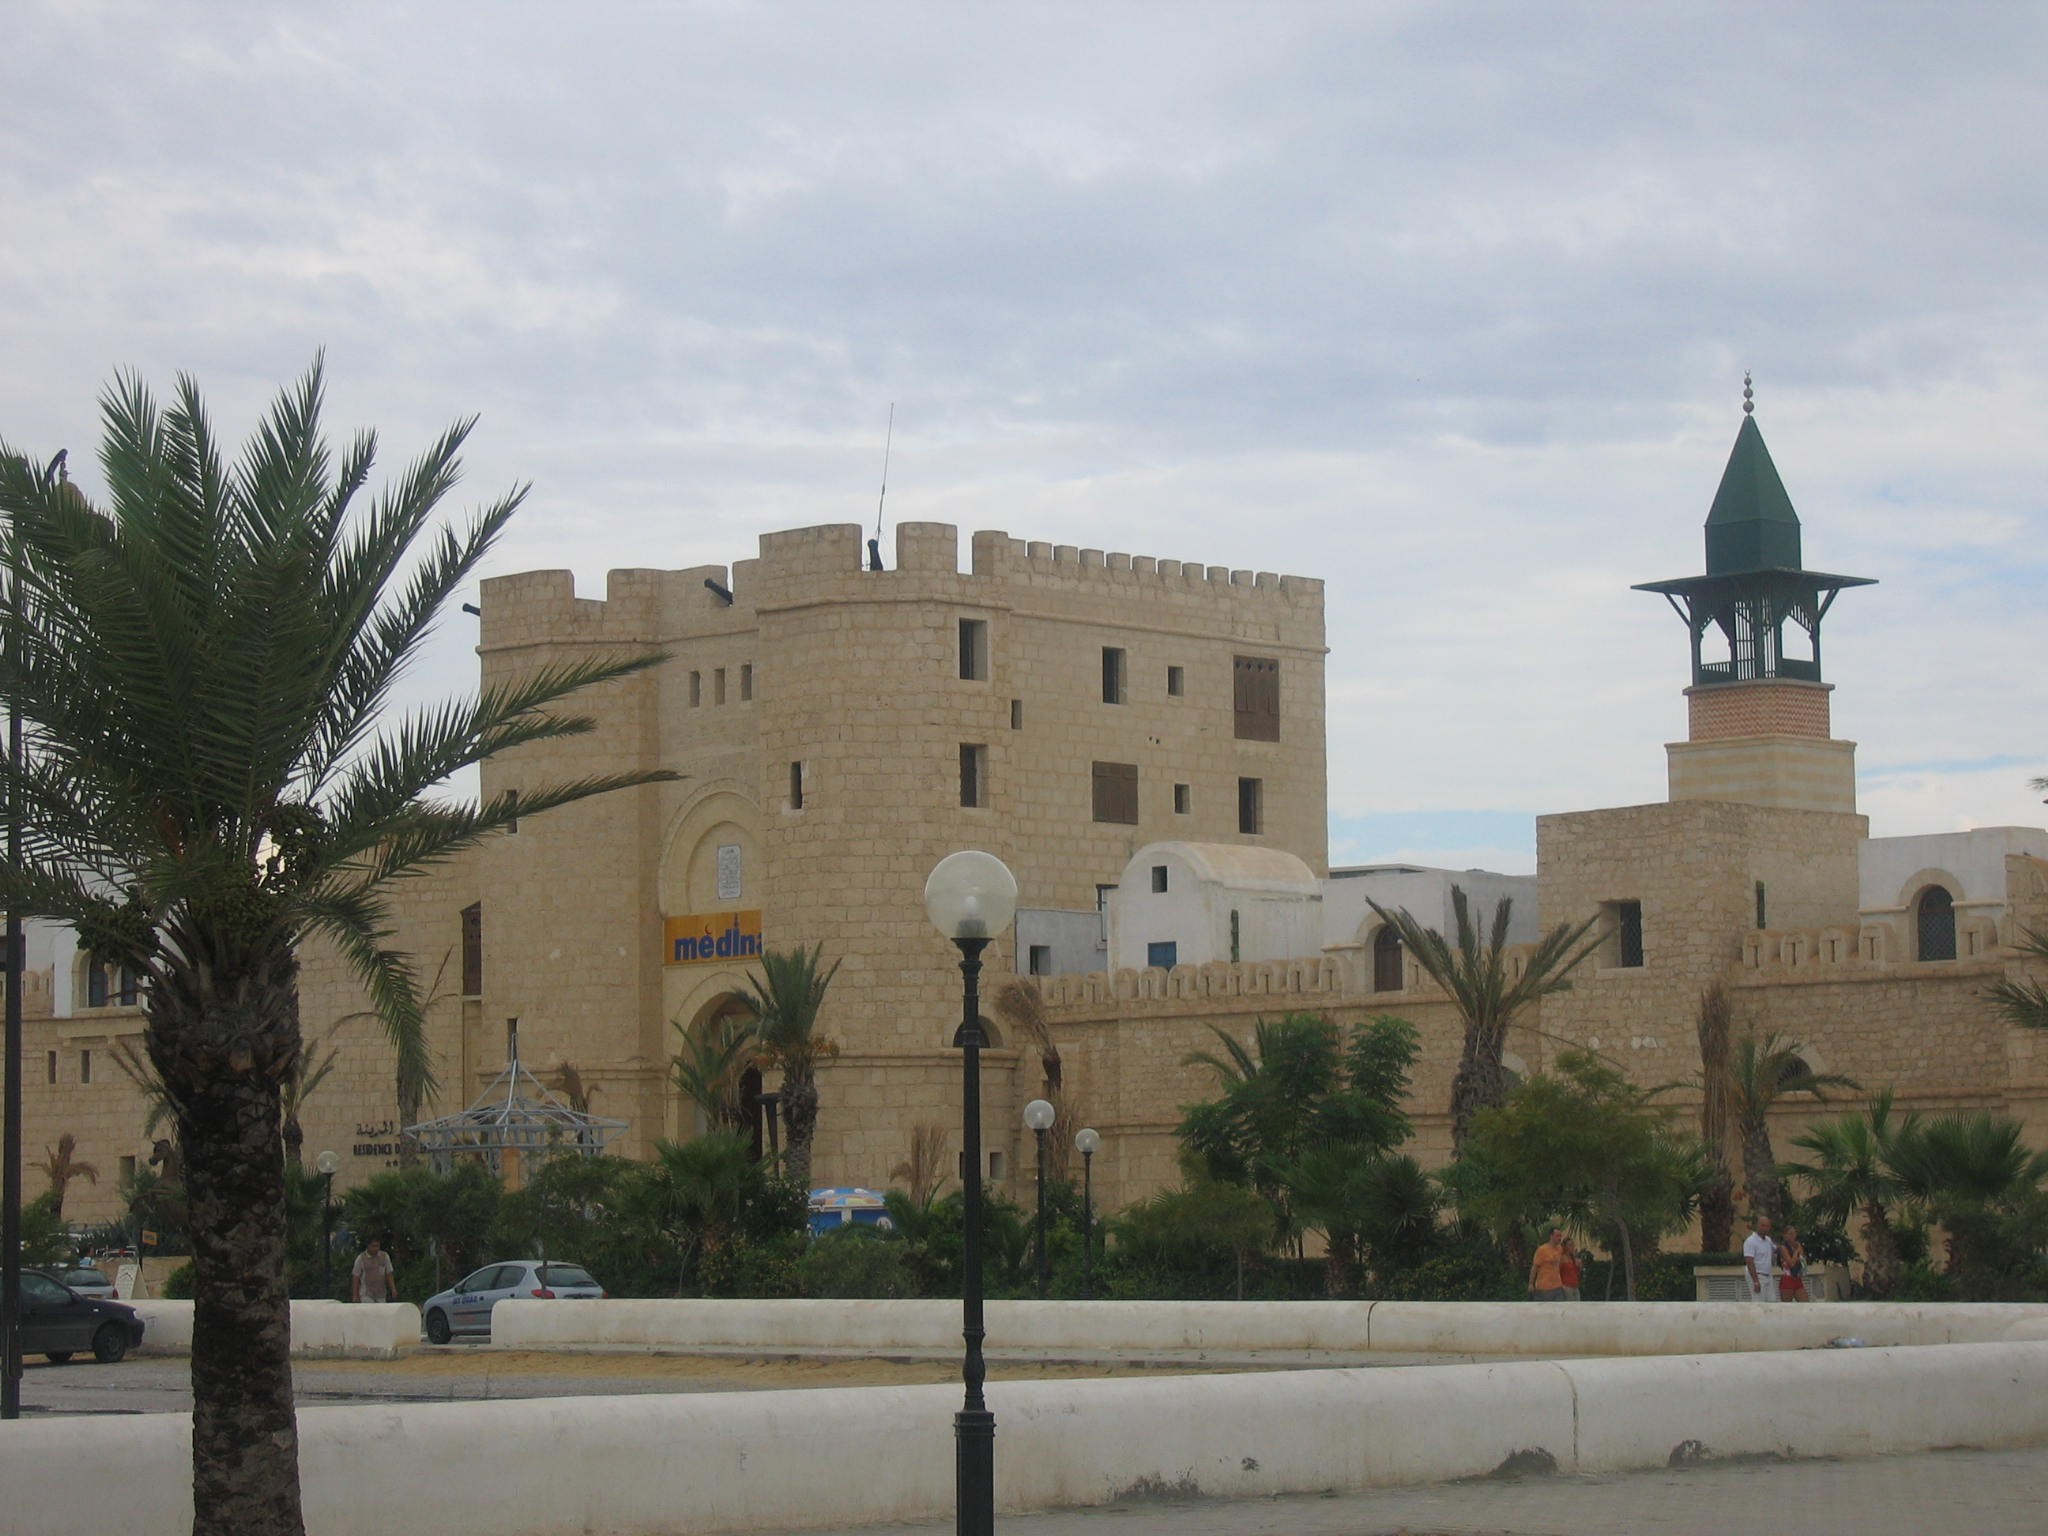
666, 909, 763, 966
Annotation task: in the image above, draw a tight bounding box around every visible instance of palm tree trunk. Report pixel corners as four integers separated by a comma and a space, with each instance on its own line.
1739, 1112, 1787, 1227
155, 988, 305, 1536
1860, 1201, 1900, 1298
781, 1070, 819, 1193
1448, 1022, 1508, 1156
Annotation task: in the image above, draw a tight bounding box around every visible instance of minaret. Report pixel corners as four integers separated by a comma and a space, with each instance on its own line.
1633, 377, 1876, 813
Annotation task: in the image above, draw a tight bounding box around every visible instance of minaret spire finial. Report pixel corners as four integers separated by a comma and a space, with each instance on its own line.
1742, 371, 1754, 416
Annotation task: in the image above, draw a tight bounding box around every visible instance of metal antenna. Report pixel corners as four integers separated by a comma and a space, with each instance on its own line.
1743, 371, 1755, 416
868, 405, 893, 571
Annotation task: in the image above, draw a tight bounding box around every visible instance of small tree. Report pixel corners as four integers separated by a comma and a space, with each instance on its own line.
668, 1009, 758, 1135
1367, 887, 1602, 1156
1452, 1051, 1708, 1298
1785, 1089, 1918, 1298
741, 944, 840, 1194
38, 1131, 99, 1221
1729, 1032, 1858, 1226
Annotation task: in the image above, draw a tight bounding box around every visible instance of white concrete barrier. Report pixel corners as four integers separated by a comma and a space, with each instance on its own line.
130, 1300, 419, 1359
11, 1341, 2048, 1536
493, 1295, 2048, 1357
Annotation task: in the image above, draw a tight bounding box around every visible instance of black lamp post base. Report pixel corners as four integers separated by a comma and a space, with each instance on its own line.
955, 1408, 996, 1536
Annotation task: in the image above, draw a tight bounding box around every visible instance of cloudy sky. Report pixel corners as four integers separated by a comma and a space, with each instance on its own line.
6, 2, 2044, 872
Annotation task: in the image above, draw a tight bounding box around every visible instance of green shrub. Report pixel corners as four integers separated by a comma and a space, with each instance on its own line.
161, 1261, 196, 1299
799, 1229, 918, 1299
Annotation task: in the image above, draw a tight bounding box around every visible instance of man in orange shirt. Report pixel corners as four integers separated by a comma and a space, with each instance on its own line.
1528, 1227, 1568, 1301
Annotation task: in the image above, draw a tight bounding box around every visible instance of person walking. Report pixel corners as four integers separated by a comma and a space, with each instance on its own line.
1778, 1225, 1809, 1302
1559, 1235, 1583, 1301
1742, 1214, 1778, 1303
1528, 1228, 1569, 1301
351, 1237, 397, 1304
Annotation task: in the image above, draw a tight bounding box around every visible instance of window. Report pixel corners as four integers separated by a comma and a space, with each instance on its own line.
1233, 655, 1280, 741
1373, 925, 1405, 992
1028, 945, 1052, 976
714, 667, 727, 704
1604, 900, 1645, 968
505, 788, 519, 834
1092, 761, 1139, 824
1101, 647, 1126, 704
1147, 941, 1179, 970
1916, 887, 1957, 961
989, 1151, 1006, 1182
1238, 776, 1263, 835
87, 963, 108, 1009
1096, 884, 1116, 946
80, 1049, 91, 1085
46, 1050, 57, 1084
120, 1155, 135, 1184
789, 761, 805, 811
689, 670, 702, 706
461, 903, 483, 997
959, 619, 990, 681
1229, 909, 1241, 964
1166, 665, 1185, 697
959, 744, 988, 809
1010, 698, 1023, 730
1755, 881, 1768, 930
1151, 864, 1168, 894
117, 966, 137, 1006
740, 664, 753, 701
1173, 783, 1191, 815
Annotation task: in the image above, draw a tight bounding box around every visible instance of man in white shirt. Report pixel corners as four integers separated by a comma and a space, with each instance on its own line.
1742, 1215, 1778, 1303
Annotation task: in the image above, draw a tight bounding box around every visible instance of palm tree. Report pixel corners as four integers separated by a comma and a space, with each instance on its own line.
0, 361, 669, 1536
280, 1017, 343, 1172
1728, 1031, 1859, 1227
1367, 886, 1603, 1155
652, 1132, 758, 1292
38, 1131, 99, 1221
1987, 924, 2048, 1034
1693, 983, 1738, 1252
994, 977, 1074, 1180
109, 1036, 175, 1140
668, 1008, 758, 1135
1888, 1111, 2048, 1280
890, 1121, 950, 1207
741, 944, 840, 1194
1785, 1089, 1918, 1297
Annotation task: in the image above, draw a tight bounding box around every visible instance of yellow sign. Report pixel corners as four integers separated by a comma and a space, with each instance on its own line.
665, 909, 764, 966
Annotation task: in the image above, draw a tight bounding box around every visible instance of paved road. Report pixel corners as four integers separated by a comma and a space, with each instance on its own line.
797, 1445, 2048, 1536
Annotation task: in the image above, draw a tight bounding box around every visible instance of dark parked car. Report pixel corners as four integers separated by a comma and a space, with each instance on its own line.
22, 1269, 146, 1363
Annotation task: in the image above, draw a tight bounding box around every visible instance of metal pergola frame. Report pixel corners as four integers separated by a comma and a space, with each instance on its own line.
404, 1026, 627, 1175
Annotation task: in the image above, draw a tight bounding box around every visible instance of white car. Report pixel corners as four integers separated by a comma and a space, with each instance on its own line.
420, 1260, 605, 1343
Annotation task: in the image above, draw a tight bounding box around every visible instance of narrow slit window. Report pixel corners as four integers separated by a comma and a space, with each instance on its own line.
1102, 647, 1126, 704
959, 619, 990, 681
714, 667, 727, 704
47, 1050, 57, 1084
789, 761, 805, 811
1237, 776, 1263, 835
1151, 865, 1168, 893
1173, 783, 1191, 815
689, 670, 702, 707
740, 663, 753, 701
80, 1049, 92, 1085
1166, 665, 1185, 697
1010, 699, 1023, 730
959, 744, 988, 809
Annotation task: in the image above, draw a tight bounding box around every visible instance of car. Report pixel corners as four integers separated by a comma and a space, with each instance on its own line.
21, 1269, 146, 1364
420, 1259, 605, 1344
53, 1264, 118, 1300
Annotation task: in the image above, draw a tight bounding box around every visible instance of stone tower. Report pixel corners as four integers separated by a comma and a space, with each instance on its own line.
1633, 384, 1875, 814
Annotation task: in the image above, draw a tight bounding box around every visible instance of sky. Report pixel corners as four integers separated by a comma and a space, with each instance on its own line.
5, 2, 2044, 874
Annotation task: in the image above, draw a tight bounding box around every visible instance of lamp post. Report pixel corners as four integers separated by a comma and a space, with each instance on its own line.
0, 457, 36, 1420
316, 1150, 340, 1299
1074, 1127, 1100, 1299
1023, 1099, 1054, 1298
925, 849, 1017, 1536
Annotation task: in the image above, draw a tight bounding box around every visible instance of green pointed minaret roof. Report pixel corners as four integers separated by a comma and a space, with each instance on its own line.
1705, 412, 1802, 573
1633, 378, 1875, 688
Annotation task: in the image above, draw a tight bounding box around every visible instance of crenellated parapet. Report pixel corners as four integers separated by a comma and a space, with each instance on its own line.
1040, 955, 1344, 1013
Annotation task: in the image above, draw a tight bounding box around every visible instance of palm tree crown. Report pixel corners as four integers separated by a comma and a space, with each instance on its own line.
741, 943, 840, 1194
1366, 885, 1602, 1155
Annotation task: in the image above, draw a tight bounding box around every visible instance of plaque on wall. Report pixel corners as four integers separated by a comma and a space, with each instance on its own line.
716, 844, 743, 900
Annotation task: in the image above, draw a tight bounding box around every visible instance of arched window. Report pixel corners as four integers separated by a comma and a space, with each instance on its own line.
1372, 925, 1405, 993
1915, 886, 1956, 962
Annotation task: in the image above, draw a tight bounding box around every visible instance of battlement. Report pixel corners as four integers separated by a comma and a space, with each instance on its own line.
1738, 918, 2004, 974
480, 521, 1324, 648
1040, 955, 1345, 1012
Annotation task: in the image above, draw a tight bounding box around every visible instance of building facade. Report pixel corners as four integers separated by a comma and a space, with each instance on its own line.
13, 411, 2047, 1231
